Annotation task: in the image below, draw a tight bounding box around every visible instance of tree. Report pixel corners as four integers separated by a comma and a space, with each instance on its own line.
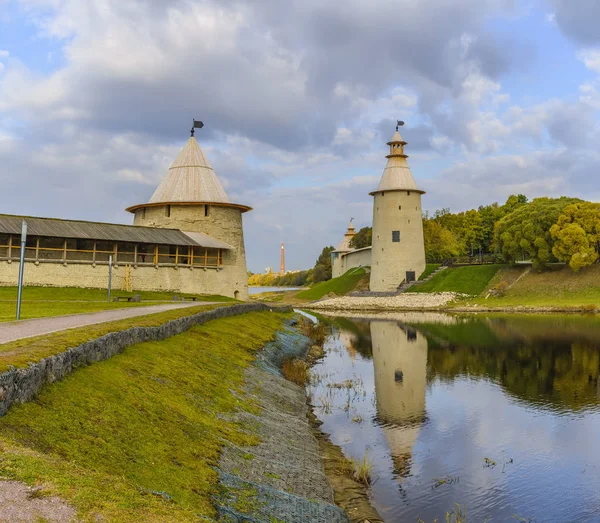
494, 197, 582, 270
550, 202, 600, 271
313, 246, 335, 282
349, 227, 372, 249
422, 220, 461, 261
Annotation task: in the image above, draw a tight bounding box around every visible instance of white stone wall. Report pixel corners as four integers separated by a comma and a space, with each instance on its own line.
370, 190, 426, 292
0, 260, 242, 298
332, 248, 372, 279
133, 204, 249, 300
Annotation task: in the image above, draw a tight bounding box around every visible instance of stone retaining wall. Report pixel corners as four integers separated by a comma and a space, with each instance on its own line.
0, 303, 289, 417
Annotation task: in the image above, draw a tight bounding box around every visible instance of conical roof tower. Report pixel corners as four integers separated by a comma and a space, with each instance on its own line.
369, 122, 426, 292
336, 219, 357, 252
370, 128, 424, 195
127, 135, 251, 213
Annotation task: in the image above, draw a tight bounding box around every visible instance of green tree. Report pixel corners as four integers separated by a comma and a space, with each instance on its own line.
422, 220, 461, 261
494, 197, 582, 270
313, 246, 335, 282
550, 202, 600, 271
349, 227, 372, 249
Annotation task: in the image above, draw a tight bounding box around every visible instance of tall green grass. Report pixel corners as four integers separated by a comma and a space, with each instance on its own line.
410, 265, 505, 295
296, 268, 368, 301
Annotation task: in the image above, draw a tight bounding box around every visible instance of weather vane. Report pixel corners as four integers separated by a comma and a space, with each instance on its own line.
190, 119, 204, 137
396, 120, 405, 131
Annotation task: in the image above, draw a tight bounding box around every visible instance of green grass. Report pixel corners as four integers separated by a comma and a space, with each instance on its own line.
296, 268, 368, 301
418, 263, 440, 281
0, 310, 289, 522
410, 264, 506, 295
464, 264, 600, 308
0, 304, 224, 371
0, 286, 235, 322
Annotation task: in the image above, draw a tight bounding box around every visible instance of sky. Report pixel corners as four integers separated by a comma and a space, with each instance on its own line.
1, 0, 600, 273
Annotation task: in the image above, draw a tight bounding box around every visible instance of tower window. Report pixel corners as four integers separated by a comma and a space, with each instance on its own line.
392, 230, 400, 242
166, 205, 171, 217
408, 219, 411, 224
141, 208, 146, 219
398, 205, 402, 210
407, 191, 410, 195
204, 205, 209, 217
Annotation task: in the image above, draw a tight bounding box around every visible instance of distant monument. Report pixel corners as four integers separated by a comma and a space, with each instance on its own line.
280, 242, 285, 275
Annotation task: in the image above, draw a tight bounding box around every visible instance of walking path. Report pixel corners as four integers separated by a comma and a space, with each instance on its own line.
0, 302, 214, 344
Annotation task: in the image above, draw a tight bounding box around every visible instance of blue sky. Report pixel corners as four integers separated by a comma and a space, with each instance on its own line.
1, 0, 600, 272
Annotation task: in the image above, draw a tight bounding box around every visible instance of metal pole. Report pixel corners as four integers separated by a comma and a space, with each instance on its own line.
16, 220, 28, 320
108, 255, 113, 302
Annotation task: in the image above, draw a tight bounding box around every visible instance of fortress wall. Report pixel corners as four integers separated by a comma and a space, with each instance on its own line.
0, 260, 243, 299
0, 303, 290, 417
337, 248, 372, 277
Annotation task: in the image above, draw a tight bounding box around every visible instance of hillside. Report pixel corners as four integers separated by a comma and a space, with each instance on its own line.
409, 264, 506, 296
471, 264, 600, 307
296, 267, 369, 301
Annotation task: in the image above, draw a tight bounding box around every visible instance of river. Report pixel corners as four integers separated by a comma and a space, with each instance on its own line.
307, 312, 600, 522
248, 286, 300, 295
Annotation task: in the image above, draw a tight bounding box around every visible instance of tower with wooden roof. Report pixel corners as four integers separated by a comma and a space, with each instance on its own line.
126, 131, 251, 300
369, 123, 426, 291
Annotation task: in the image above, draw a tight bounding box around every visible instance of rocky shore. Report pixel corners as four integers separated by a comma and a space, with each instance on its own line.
307, 292, 462, 311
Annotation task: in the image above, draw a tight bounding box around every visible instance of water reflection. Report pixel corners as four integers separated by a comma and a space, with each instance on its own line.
309, 313, 600, 522
371, 322, 427, 479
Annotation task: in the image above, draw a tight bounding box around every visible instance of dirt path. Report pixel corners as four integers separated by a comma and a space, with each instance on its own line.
0, 302, 213, 344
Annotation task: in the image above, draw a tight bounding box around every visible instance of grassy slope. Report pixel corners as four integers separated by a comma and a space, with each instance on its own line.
0, 286, 233, 302
0, 286, 234, 322
0, 304, 223, 372
468, 264, 600, 307
0, 310, 289, 522
296, 267, 368, 301
418, 263, 440, 281
410, 264, 505, 295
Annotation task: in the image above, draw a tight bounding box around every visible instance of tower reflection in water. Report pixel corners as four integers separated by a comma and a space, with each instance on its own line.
371, 321, 427, 479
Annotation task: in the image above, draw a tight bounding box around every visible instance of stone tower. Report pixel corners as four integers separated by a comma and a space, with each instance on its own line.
126, 133, 251, 300
369, 125, 426, 292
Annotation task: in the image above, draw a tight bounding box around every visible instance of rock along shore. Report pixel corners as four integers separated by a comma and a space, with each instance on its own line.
307, 292, 462, 311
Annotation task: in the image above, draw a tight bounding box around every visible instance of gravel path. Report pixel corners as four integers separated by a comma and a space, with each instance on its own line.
307, 292, 463, 311
0, 302, 213, 344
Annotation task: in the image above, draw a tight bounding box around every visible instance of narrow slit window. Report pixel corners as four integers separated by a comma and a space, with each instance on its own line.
204, 205, 209, 217
399, 205, 402, 210
392, 230, 400, 242
166, 205, 171, 217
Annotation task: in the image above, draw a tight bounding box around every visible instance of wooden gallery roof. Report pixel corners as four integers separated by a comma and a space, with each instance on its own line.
0, 214, 233, 250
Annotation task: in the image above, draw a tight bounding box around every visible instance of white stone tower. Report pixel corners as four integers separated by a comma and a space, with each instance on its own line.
369, 123, 426, 291
126, 129, 251, 300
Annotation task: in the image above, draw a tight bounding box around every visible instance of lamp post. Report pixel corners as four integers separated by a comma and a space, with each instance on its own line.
16, 220, 27, 320
108, 255, 113, 302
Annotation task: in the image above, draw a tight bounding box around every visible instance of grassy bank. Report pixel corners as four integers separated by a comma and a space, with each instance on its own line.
0, 304, 221, 372
296, 268, 368, 301
465, 264, 600, 308
0, 310, 290, 522
0, 286, 234, 322
0, 286, 234, 302
410, 264, 505, 295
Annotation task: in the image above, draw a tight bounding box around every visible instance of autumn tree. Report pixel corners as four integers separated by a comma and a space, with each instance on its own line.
550, 202, 600, 271
422, 220, 461, 261
494, 197, 582, 270
349, 227, 372, 249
